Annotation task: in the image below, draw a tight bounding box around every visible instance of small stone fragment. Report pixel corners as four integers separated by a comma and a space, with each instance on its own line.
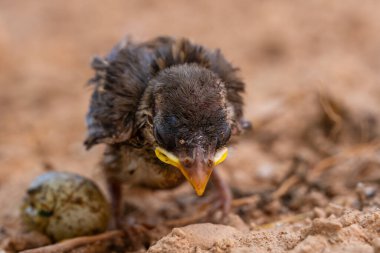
311, 217, 342, 235
372, 237, 380, 253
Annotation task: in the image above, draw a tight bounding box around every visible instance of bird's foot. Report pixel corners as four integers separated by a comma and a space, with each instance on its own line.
206, 190, 232, 220
107, 207, 155, 251
120, 220, 152, 251
203, 169, 232, 219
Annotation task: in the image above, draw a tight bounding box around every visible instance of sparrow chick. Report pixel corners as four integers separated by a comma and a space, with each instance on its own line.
85, 36, 248, 226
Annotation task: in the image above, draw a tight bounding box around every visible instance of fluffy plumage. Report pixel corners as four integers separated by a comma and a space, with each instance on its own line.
85, 36, 248, 225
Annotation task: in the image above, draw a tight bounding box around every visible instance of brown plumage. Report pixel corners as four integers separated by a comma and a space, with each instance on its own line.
85, 36, 249, 226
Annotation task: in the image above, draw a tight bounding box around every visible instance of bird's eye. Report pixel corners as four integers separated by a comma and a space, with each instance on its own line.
154, 125, 176, 150
154, 126, 165, 145
217, 126, 231, 148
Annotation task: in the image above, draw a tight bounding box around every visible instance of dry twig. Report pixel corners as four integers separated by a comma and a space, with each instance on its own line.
310, 140, 380, 179
20, 230, 124, 253
257, 211, 313, 229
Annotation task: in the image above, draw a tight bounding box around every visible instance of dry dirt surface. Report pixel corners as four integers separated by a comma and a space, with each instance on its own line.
1, 1, 380, 252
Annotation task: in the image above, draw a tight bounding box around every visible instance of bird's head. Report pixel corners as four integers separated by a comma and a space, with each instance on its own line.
151, 64, 232, 196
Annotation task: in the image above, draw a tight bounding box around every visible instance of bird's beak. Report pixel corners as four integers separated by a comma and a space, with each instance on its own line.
155, 147, 228, 196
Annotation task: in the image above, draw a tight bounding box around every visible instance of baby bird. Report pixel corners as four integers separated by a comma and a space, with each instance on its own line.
85, 36, 248, 226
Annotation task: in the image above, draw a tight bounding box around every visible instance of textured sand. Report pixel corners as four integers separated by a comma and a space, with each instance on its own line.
1, 1, 380, 252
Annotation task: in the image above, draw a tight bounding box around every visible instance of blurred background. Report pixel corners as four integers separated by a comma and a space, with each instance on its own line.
1, 0, 380, 233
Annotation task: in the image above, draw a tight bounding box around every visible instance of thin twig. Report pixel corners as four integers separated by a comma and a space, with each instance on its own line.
163, 209, 209, 227
232, 195, 260, 208
272, 175, 300, 199
20, 230, 124, 253
310, 140, 380, 178
257, 211, 313, 229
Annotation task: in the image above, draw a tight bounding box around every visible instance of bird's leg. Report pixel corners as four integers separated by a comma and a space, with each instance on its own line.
102, 146, 153, 250
106, 177, 123, 229
165, 171, 232, 227
102, 145, 124, 229
105, 176, 151, 250
209, 169, 232, 215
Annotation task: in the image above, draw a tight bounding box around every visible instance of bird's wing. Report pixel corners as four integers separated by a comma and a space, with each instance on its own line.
206, 49, 245, 124
85, 38, 152, 149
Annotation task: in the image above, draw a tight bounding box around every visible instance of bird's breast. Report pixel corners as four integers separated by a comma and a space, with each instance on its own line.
115, 147, 185, 189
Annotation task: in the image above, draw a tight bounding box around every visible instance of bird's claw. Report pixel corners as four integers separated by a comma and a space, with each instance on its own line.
203, 169, 232, 219
121, 222, 151, 250
205, 187, 232, 219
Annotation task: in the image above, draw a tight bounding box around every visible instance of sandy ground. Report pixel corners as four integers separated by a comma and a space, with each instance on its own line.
0, 1, 380, 252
